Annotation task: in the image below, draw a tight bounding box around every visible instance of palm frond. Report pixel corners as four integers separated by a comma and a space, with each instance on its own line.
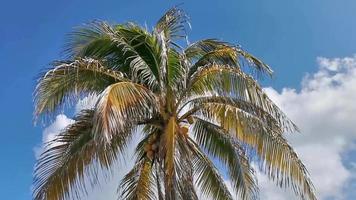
34, 58, 125, 120
202, 103, 316, 200
188, 139, 233, 200
188, 46, 238, 77
175, 134, 199, 200
235, 47, 273, 76
185, 65, 297, 132
66, 21, 163, 90
166, 48, 185, 90
93, 82, 158, 141
155, 7, 189, 43
192, 118, 258, 200
33, 110, 132, 200
186, 96, 298, 133
184, 39, 230, 60
184, 39, 272, 76
115, 23, 163, 90
120, 158, 156, 200
64, 21, 117, 58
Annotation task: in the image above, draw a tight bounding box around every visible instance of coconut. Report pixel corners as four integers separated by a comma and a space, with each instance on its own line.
151, 143, 158, 151
147, 150, 154, 159
144, 144, 152, 152
180, 126, 189, 135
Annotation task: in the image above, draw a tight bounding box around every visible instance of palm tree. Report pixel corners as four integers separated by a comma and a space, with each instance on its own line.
33, 7, 316, 200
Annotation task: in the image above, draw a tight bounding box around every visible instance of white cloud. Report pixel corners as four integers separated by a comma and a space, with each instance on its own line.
33, 114, 74, 158
75, 93, 99, 112
260, 55, 356, 199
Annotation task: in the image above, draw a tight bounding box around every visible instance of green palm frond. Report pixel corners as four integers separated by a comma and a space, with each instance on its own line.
115, 23, 163, 90
67, 21, 163, 90
184, 39, 230, 61
166, 48, 185, 90
33, 110, 133, 200
188, 139, 233, 200
34, 58, 126, 120
192, 118, 258, 200
235, 47, 273, 76
64, 21, 117, 58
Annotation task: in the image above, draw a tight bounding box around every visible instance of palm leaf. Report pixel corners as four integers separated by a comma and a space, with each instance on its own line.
202, 103, 316, 200
188, 139, 233, 200
155, 7, 189, 43
34, 58, 125, 120
184, 39, 230, 61
192, 117, 258, 200
33, 109, 132, 200
186, 96, 298, 134
186, 65, 293, 131
175, 134, 199, 200
235, 47, 273, 76
188, 46, 238, 77
120, 158, 156, 200
66, 21, 163, 90
93, 82, 158, 141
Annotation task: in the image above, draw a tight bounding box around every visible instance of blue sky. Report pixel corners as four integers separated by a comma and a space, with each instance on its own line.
1, 0, 356, 199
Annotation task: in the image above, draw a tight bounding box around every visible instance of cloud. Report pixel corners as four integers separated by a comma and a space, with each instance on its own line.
75, 93, 99, 113
260, 55, 356, 199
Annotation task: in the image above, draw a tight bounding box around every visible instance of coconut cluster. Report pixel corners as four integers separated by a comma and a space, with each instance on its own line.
144, 134, 159, 159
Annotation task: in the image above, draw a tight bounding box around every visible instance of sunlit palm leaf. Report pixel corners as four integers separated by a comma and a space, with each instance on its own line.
115, 23, 163, 90
93, 82, 157, 141
186, 96, 298, 133
186, 65, 296, 132
64, 21, 117, 58
34, 58, 125, 120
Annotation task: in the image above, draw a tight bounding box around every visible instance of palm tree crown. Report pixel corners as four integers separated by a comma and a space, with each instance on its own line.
33, 7, 316, 200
